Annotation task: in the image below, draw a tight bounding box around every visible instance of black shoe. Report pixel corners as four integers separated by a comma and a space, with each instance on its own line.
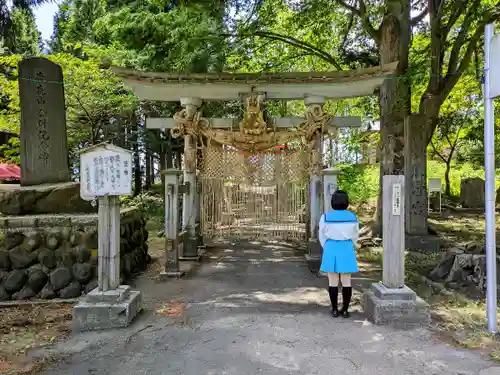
331, 309, 339, 318
341, 309, 350, 318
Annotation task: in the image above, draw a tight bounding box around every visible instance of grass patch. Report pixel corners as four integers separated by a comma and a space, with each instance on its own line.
357, 211, 500, 359
337, 160, 500, 206
121, 191, 164, 233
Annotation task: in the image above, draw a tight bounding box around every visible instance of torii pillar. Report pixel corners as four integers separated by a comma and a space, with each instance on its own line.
304, 96, 326, 271
179, 97, 201, 260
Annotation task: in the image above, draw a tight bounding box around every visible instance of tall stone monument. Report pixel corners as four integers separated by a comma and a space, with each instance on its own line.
362, 175, 430, 327
404, 115, 440, 252
18, 57, 70, 186
0, 57, 94, 215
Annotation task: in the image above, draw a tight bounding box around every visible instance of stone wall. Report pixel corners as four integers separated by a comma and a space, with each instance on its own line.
0, 208, 149, 301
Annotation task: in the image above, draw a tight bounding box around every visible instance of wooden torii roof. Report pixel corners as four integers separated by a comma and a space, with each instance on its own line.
111, 62, 398, 102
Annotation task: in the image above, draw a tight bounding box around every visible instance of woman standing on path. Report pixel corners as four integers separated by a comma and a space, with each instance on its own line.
318, 190, 359, 318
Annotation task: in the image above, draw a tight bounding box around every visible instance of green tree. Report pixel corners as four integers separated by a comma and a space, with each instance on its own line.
0, 137, 20, 164
0, 0, 48, 51
5, 8, 42, 55
0, 53, 138, 144
229, 0, 499, 234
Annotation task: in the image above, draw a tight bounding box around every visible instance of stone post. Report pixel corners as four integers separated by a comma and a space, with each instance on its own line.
109, 196, 121, 290
305, 167, 340, 272
180, 97, 201, 260
362, 175, 430, 327
73, 143, 142, 331
382, 175, 404, 288
305, 96, 325, 272
97, 195, 121, 291
404, 115, 440, 252
321, 168, 341, 214
160, 169, 184, 277
97, 195, 111, 292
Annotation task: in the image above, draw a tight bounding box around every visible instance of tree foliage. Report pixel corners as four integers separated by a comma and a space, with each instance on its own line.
0, 53, 137, 142
2, 0, 499, 201
0, 0, 47, 52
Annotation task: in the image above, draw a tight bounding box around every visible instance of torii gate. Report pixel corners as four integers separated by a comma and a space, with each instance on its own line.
112, 63, 398, 274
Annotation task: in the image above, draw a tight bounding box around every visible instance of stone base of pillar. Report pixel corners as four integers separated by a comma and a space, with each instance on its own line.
362, 283, 430, 328
305, 238, 322, 273
195, 223, 204, 247
406, 234, 440, 252
159, 270, 186, 279
72, 285, 142, 332
180, 232, 200, 260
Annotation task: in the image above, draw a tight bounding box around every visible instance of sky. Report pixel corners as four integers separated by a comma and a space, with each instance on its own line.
34, 2, 60, 42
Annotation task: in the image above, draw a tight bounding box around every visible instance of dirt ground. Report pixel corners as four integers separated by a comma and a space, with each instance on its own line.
0, 303, 73, 374
0, 232, 168, 374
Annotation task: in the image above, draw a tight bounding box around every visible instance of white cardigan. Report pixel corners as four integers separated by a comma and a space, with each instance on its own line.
318, 214, 359, 248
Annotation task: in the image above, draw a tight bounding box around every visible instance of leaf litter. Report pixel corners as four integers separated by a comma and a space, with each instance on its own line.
0, 303, 73, 374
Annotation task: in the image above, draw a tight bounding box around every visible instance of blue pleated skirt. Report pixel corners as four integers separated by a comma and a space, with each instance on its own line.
320, 239, 359, 274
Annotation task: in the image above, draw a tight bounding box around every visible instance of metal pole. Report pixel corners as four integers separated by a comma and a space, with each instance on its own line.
484, 23, 497, 334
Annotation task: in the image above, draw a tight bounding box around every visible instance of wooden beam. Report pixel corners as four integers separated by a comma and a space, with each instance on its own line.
112, 63, 398, 102
146, 116, 362, 130
123, 79, 387, 101
112, 62, 398, 83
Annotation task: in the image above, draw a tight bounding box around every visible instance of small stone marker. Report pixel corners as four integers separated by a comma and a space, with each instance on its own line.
322, 168, 341, 214
362, 175, 430, 327
383, 175, 404, 289
460, 177, 485, 208
305, 168, 341, 273
73, 143, 142, 331
161, 169, 184, 278
18, 57, 70, 186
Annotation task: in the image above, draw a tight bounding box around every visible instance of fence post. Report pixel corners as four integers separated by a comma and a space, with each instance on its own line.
321, 168, 341, 214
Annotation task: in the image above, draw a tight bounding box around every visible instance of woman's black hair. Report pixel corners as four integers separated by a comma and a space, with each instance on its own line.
331, 190, 349, 210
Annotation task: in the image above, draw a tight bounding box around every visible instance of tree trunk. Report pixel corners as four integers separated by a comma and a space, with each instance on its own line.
166, 147, 173, 169
132, 118, 141, 196
160, 147, 167, 184
176, 150, 182, 169
374, 0, 411, 236
145, 151, 151, 190
444, 161, 451, 197
115, 118, 125, 148
151, 154, 156, 184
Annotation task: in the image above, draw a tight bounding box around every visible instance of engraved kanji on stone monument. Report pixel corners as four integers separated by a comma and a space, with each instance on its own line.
19, 57, 70, 186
